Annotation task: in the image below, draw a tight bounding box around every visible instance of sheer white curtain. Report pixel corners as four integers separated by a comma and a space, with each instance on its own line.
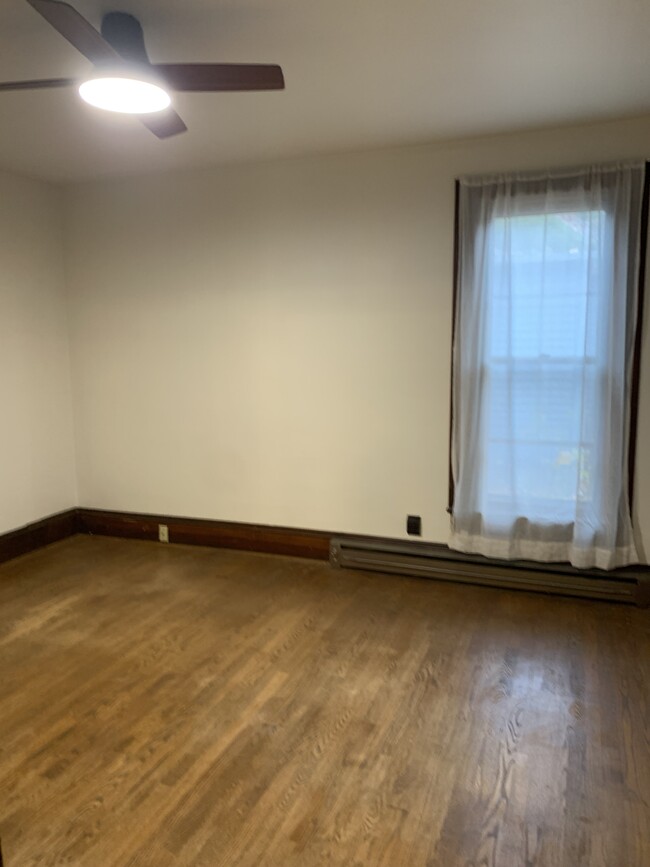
450, 161, 647, 570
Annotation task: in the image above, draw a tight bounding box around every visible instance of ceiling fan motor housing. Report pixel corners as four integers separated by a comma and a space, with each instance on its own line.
100, 12, 150, 65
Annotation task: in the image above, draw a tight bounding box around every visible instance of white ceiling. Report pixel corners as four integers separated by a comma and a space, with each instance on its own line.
0, 0, 649, 182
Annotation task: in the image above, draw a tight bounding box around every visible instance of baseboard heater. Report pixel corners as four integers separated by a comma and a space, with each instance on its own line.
330, 537, 649, 605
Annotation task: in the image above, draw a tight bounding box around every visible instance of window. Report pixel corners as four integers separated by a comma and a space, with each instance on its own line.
450, 162, 648, 569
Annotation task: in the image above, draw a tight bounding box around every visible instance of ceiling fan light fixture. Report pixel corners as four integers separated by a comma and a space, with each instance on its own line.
79, 69, 171, 114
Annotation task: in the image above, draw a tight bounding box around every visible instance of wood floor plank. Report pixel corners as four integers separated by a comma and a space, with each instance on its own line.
0, 535, 648, 865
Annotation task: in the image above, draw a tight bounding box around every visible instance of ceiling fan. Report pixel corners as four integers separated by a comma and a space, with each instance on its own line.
0, 0, 285, 138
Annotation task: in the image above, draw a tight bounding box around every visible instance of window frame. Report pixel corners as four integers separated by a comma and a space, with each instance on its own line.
447, 163, 650, 520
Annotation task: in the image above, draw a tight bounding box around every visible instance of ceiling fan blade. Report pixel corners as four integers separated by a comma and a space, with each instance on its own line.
139, 107, 188, 139
153, 63, 285, 92
24, 0, 120, 64
0, 77, 75, 91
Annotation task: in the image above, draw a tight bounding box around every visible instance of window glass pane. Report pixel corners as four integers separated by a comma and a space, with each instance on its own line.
480, 209, 605, 516
487, 210, 605, 360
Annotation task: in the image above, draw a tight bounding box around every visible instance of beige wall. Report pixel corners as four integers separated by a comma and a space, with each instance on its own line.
63, 115, 650, 553
0, 172, 77, 534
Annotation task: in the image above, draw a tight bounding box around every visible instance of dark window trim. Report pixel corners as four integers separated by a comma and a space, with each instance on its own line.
447, 179, 460, 513
628, 161, 650, 506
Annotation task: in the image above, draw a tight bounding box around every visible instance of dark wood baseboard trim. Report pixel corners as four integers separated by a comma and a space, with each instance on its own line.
77, 508, 333, 560
3, 507, 649, 606
0, 509, 80, 567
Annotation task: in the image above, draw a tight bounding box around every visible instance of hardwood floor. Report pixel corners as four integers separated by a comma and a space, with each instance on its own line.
0, 535, 648, 866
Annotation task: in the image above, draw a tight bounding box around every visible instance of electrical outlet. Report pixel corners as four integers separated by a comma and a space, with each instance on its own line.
158, 524, 169, 543
407, 515, 422, 536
